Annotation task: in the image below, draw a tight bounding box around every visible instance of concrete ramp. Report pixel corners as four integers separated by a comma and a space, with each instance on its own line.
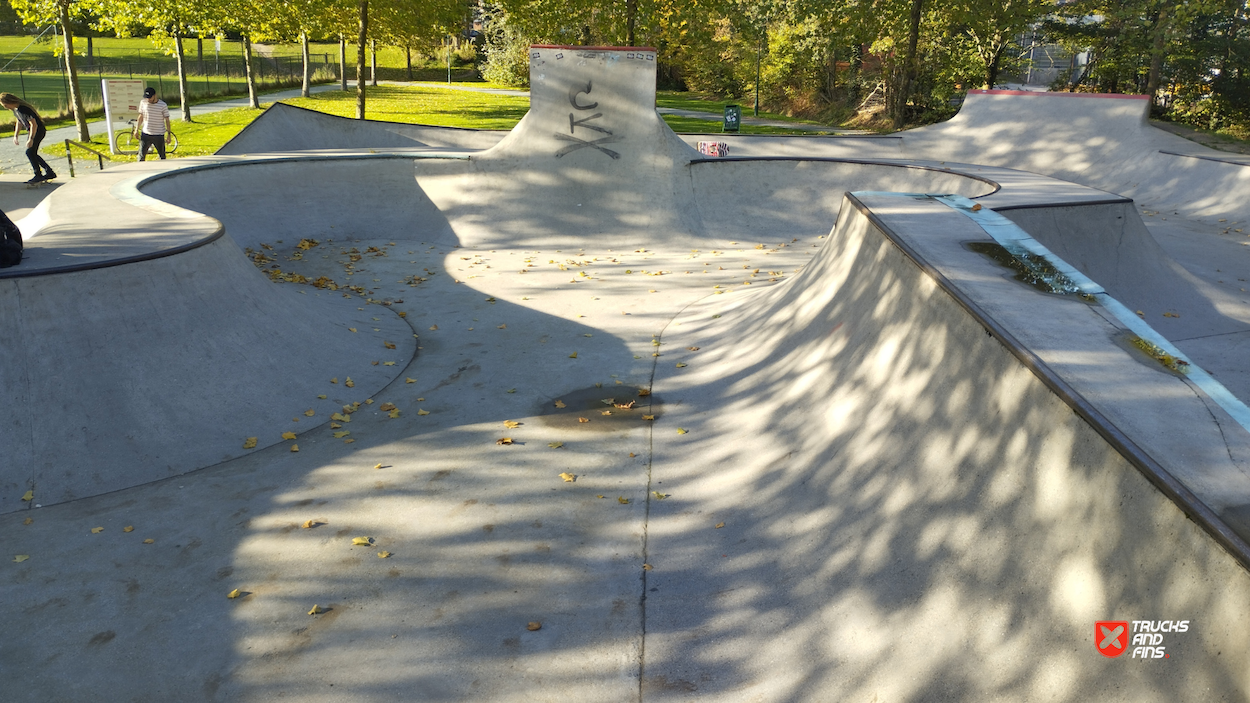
216, 102, 505, 154
642, 194, 1250, 699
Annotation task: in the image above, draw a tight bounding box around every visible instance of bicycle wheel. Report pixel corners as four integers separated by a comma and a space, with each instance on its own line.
114, 128, 136, 152
166, 132, 179, 154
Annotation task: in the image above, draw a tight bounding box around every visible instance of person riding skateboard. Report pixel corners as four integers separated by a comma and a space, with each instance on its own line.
1, 93, 56, 184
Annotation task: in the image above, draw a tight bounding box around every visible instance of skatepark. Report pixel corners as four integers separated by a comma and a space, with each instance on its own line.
3, 46, 1250, 701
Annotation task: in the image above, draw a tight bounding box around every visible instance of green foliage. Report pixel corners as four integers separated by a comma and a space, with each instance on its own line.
478, 6, 529, 87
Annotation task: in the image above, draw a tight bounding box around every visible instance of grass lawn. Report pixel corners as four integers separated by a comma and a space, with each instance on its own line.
656, 90, 828, 126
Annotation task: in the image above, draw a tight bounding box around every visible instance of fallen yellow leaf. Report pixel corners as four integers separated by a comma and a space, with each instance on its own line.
309, 604, 324, 615
352, 537, 374, 546
389, 409, 401, 419
715, 522, 725, 529
227, 589, 241, 599
91, 527, 104, 534
497, 437, 515, 445
497, 324, 507, 329
384, 361, 396, 366
638, 389, 651, 397
377, 551, 391, 559
349, 328, 357, 333
344, 439, 355, 444
242, 437, 258, 449
333, 431, 350, 438
554, 400, 566, 409
14, 555, 29, 563
374, 463, 383, 469
417, 409, 430, 416
653, 491, 668, 500
504, 420, 521, 429
601, 410, 612, 416
22, 517, 32, 525
318, 394, 327, 399
123, 526, 134, 533
559, 472, 576, 482
597, 495, 606, 499
569, 352, 578, 358
618, 497, 630, 504
303, 519, 319, 528
304, 409, 315, 417
643, 563, 653, 571
384, 341, 396, 349
527, 621, 542, 631
406, 377, 416, 384
379, 402, 397, 412
676, 363, 687, 368
143, 538, 154, 544
643, 415, 655, 421
549, 442, 564, 449
629, 453, 636, 458
429, 325, 438, 330
330, 422, 342, 429
331, 413, 347, 422
282, 431, 297, 440
331, 378, 338, 384
346, 378, 355, 388
687, 347, 700, 351
21, 490, 33, 502
578, 417, 589, 423
676, 428, 688, 435
291, 444, 299, 452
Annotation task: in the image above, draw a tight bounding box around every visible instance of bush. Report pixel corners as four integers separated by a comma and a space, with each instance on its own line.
480, 11, 531, 88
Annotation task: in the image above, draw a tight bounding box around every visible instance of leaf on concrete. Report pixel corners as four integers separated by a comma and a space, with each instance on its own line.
503, 420, 521, 429
379, 403, 397, 412
601, 410, 612, 416
389, 410, 401, 419
308, 604, 324, 615
578, 417, 589, 423
384, 341, 397, 349
554, 400, 566, 409
642, 563, 653, 571
569, 352, 578, 358
652, 491, 668, 500
23, 517, 32, 525
687, 347, 700, 351
559, 472, 576, 482
345, 378, 355, 388
384, 361, 396, 366
123, 526, 134, 533
227, 589, 241, 599
715, 522, 725, 529
282, 432, 297, 441
675, 363, 687, 368
406, 378, 416, 384
377, 551, 391, 559
242, 437, 258, 449
497, 438, 515, 445
331, 378, 338, 384
614, 400, 636, 410
548, 442, 564, 449
91, 527, 104, 534
676, 428, 687, 434
143, 539, 154, 544
429, 325, 439, 330
642, 415, 655, 421
21, 490, 33, 502
497, 324, 507, 329
14, 554, 30, 562
637, 389, 651, 397
617, 497, 630, 504
291, 444, 300, 452
527, 621, 542, 631
303, 519, 319, 528
352, 537, 374, 546
304, 409, 315, 417
349, 328, 357, 333
417, 409, 430, 416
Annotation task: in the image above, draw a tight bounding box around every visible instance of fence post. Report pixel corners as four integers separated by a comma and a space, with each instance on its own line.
63, 139, 74, 178
18, 66, 25, 101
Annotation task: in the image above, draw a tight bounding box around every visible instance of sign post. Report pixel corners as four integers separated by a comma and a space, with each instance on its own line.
722, 104, 741, 133
101, 79, 144, 154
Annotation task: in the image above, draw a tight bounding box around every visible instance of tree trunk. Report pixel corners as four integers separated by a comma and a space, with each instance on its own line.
173, 28, 191, 122
893, 0, 924, 130
339, 36, 348, 91
1146, 6, 1169, 105
242, 35, 258, 108
405, 46, 412, 81
370, 39, 377, 86
626, 0, 637, 46
197, 36, 204, 75
301, 31, 311, 98
86, 35, 92, 66
985, 44, 1005, 90
57, 6, 89, 141
356, 0, 368, 119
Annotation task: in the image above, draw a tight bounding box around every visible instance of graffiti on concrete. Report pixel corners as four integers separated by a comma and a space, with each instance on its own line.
555, 80, 621, 160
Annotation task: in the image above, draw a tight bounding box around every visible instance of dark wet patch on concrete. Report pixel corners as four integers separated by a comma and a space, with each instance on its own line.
535, 385, 661, 431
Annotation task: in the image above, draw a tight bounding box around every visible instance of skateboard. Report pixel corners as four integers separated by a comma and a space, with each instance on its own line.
24, 177, 55, 189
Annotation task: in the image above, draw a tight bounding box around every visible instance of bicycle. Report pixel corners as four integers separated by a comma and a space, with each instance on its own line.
114, 119, 179, 155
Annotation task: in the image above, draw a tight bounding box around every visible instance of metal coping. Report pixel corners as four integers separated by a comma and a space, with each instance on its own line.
845, 192, 1250, 574
968, 89, 1151, 100
1, 152, 469, 280
1160, 149, 1250, 168
688, 156, 1002, 196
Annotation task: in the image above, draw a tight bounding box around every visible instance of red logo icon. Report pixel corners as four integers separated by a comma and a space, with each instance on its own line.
1096, 621, 1129, 657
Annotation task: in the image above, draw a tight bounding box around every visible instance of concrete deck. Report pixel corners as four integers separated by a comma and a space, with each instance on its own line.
3, 58, 1250, 701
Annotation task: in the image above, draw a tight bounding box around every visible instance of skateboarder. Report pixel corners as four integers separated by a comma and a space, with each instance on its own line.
0, 92, 56, 184
136, 87, 172, 161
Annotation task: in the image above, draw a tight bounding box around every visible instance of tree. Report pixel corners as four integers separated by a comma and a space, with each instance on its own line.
948, 0, 1051, 90
9, 0, 92, 139
95, 0, 209, 122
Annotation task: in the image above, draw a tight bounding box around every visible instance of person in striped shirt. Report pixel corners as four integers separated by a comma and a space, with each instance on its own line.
136, 87, 172, 161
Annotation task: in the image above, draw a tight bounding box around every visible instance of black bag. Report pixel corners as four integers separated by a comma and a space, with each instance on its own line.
0, 209, 22, 268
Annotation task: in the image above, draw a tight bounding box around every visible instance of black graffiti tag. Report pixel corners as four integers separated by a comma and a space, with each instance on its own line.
555, 80, 621, 160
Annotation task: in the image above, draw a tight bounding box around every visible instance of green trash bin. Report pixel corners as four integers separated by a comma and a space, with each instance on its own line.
723, 105, 741, 133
